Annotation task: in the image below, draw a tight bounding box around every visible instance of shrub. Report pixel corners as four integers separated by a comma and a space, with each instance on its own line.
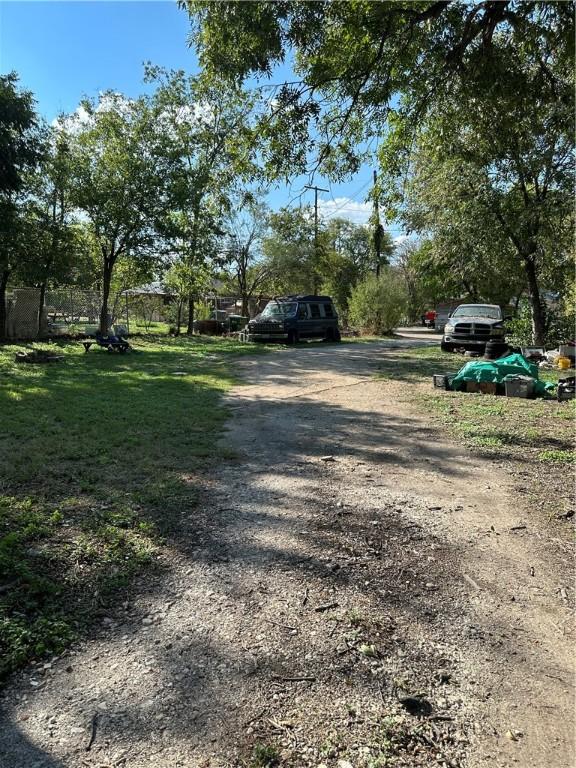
507, 299, 575, 348
348, 270, 407, 335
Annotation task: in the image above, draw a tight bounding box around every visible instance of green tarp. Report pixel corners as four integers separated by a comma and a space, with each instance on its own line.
451, 353, 553, 397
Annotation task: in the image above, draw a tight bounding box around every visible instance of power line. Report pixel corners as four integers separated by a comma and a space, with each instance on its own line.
319, 179, 373, 220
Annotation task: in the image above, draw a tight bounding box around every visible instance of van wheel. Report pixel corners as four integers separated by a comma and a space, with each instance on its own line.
324, 328, 342, 342
287, 330, 299, 345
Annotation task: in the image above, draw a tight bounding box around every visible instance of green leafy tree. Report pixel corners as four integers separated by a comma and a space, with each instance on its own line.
185, 2, 573, 344
0, 73, 45, 338
183, 2, 573, 176
221, 194, 270, 317
160, 208, 220, 335
320, 217, 392, 321
64, 92, 171, 333
20, 130, 80, 334
261, 206, 321, 294
395, 68, 572, 343
401, 152, 529, 302
147, 66, 263, 332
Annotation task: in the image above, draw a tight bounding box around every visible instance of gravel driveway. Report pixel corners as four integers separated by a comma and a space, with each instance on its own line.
0, 341, 573, 768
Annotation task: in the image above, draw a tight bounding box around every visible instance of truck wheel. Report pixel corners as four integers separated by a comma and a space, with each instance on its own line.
440, 340, 453, 353
287, 330, 299, 345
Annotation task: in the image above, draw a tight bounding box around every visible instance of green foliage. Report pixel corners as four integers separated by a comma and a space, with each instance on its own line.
0, 72, 47, 336
187, 1, 573, 344
0, 72, 44, 195
507, 300, 575, 348
385, 16, 573, 343
348, 270, 407, 335
145, 67, 264, 329
538, 450, 574, 464
262, 205, 318, 294
400, 149, 528, 306
63, 91, 173, 330
250, 743, 280, 767
395, 239, 447, 322
321, 217, 392, 321
261, 210, 387, 315
221, 193, 270, 315
184, 2, 574, 179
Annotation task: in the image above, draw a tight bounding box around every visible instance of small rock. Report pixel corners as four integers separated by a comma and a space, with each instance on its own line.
337, 761, 354, 768
320, 455, 335, 462
71, 727, 85, 735
142, 617, 154, 626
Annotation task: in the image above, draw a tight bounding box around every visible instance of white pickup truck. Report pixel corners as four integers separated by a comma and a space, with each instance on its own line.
440, 304, 507, 353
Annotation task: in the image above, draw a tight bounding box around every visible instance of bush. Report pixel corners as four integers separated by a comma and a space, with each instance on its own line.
348, 270, 407, 335
507, 299, 575, 348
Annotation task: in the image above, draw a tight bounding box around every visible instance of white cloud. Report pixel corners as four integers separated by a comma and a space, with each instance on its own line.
317, 197, 372, 225
52, 104, 92, 133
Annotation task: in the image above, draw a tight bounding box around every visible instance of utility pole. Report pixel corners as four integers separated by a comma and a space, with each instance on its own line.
373, 169, 384, 278
305, 184, 328, 293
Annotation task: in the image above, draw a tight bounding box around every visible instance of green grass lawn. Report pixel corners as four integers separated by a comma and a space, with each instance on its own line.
0, 335, 268, 680
377, 346, 575, 520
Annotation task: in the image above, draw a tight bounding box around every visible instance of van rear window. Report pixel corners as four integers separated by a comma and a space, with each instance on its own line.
324, 304, 334, 318
310, 304, 321, 318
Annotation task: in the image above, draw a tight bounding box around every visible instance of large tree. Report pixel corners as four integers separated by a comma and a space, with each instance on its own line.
393, 50, 573, 343
0, 73, 46, 339
182, 2, 573, 175
21, 130, 81, 334
221, 194, 270, 318
261, 206, 319, 295
148, 66, 263, 332
64, 92, 171, 333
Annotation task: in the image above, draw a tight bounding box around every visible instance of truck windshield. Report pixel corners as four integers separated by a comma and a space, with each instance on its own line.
261, 302, 297, 318
452, 306, 502, 319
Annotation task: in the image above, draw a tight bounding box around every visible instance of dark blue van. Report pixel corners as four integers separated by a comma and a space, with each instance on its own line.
245, 295, 341, 343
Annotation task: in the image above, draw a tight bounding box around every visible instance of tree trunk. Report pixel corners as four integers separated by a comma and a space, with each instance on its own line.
524, 257, 546, 345
175, 297, 184, 336
100, 261, 113, 334
0, 270, 10, 341
241, 292, 249, 319
186, 296, 195, 335
37, 281, 47, 337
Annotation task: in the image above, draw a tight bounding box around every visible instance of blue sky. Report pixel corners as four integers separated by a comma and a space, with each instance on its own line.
0, 1, 404, 235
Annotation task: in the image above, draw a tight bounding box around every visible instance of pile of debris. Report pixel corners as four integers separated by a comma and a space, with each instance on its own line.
434, 351, 574, 401
15, 349, 64, 364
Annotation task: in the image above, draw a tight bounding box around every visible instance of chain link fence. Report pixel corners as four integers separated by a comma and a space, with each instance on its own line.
4, 287, 268, 340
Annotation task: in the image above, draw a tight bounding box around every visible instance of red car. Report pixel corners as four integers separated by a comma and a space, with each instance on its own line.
422, 310, 437, 328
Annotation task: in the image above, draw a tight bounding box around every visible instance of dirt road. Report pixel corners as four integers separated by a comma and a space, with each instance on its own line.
0, 342, 573, 768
